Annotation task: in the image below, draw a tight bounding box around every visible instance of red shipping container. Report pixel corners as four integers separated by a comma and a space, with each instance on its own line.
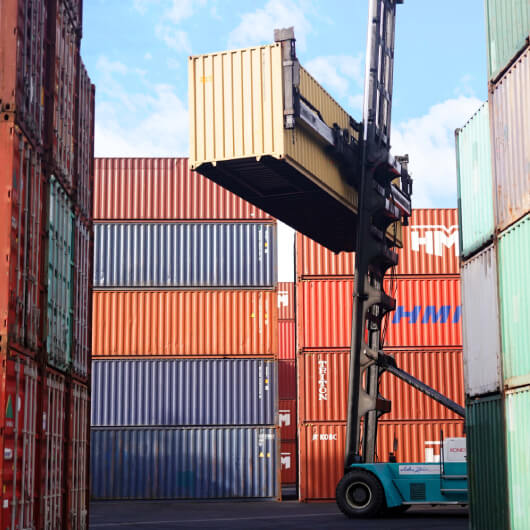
38, 368, 66, 529
93, 158, 273, 221
92, 290, 278, 358
278, 282, 295, 320
279, 361, 296, 400
281, 441, 297, 485
299, 420, 465, 500
0, 356, 39, 530
0, 122, 44, 355
279, 399, 297, 440
0, 0, 47, 144
279, 320, 295, 360
65, 381, 89, 530
297, 278, 462, 349
45, 0, 78, 190
296, 209, 459, 279
73, 216, 92, 379
74, 59, 95, 218
298, 350, 464, 422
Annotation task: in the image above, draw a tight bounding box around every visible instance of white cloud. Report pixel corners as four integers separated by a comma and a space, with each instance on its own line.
94, 56, 188, 157
155, 24, 191, 53
229, 0, 311, 51
167, 0, 206, 23
144, 52, 152, 60
391, 96, 483, 208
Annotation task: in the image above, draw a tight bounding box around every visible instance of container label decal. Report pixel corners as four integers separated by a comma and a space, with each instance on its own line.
281, 453, 292, 469
318, 360, 328, 401
279, 410, 291, 427
312, 433, 337, 441
410, 224, 459, 257
392, 305, 461, 324
399, 465, 440, 475
278, 291, 290, 308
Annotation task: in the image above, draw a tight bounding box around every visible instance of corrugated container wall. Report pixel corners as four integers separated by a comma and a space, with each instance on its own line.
455, 103, 495, 258
0, 122, 44, 353
278, 361, 296, 400
485, 0, 530, 81
277, 282, 295, 320
298, 350, 464, 422
505, 386, 530, 530
280, 441, 297, 484
278, 320, 295, 360
93, 158, 272, 221
90, 427, 279, 500
0, 0, 47, 144
93, 223, 277, 288
498, 214, 530, 388
461, 245, 502, 396
91, 359, 277, 426
490, 46, 530, 232
299, 421, 465, 500
0, 357, 39, 530
66, 382, 90, 529
46, 176, 74, 371
297, 279, 462, 349
92, 290, 277, 357
296, 209, 459, 278
466, 394, 509, 530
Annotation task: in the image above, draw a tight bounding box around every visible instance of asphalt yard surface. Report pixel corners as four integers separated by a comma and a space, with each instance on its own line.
90, 500, 468, 529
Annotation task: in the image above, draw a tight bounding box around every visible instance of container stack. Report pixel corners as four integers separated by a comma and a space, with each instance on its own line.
295, 209, 464, 500
0, 1, 94, 528
90, 158, 280, 500
456, 3, 529, 529
277, 282, 297, 489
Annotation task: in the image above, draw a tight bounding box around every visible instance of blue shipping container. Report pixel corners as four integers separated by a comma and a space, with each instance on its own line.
93, 223, 277, 288
90, 427, 279, 499
91, 359, 277, 426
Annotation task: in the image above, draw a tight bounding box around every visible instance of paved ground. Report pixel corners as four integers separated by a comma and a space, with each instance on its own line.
90, 500, 468, 529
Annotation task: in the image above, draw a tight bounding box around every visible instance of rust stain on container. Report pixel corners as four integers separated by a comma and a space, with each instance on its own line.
278, 282, 295, 320
298, 350, 464, 422
296, 209, 459, 278
490, 45, 530, 232
297, 279, 462, 349
92, 290, 277, 357
299, 420, 465, 500
93, 158, 272, 221
279, 320, 295, 360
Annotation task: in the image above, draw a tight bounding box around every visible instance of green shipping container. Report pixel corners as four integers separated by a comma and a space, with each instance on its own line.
505, 386, 530, 530
466, 394, 509, 530
498, 214, 530, 388
46, 176, 74, 371
456, 103, 495, 258
485, 0, 530, 81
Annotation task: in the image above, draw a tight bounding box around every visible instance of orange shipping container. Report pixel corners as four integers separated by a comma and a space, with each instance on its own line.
279, 399, 297, 440
279, 320, 295, 360
278, 282, 295, 320
299, 420, 465, 501
93, 158, 273, 221
297, 278, 462, 349
281, 441, 297, 485
296, 209, 459, 278
92, 290, 277, 357
298, 350, 464, 422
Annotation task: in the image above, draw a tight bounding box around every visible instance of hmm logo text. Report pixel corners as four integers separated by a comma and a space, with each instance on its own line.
312, 433, 337, 441
410, 225, 459, 257
318, 360, 328, 401
280, 453, 292, 469
392, 305, 461, 324
279, 410, 291, 427
278, 290, 290, 308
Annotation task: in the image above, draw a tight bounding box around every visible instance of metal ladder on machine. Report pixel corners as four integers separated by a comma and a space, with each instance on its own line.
344, 0, 464, 469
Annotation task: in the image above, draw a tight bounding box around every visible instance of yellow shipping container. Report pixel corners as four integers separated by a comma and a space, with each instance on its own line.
189, 42, 364, 253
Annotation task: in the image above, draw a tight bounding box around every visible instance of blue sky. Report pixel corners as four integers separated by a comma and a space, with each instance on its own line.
82, 0, 487, 278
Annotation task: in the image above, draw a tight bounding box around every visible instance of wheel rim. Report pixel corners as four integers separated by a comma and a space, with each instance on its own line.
345, 481, 372, 510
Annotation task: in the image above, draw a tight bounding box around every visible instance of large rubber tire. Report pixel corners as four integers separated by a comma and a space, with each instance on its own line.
336, 470, 386, 518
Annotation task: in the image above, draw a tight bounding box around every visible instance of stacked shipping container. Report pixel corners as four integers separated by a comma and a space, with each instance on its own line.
90, 158, 280, 499
456, 5, 529, 528
295, 209, 464, 500
0, 0, 94, 528
277, 282, 297, 488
